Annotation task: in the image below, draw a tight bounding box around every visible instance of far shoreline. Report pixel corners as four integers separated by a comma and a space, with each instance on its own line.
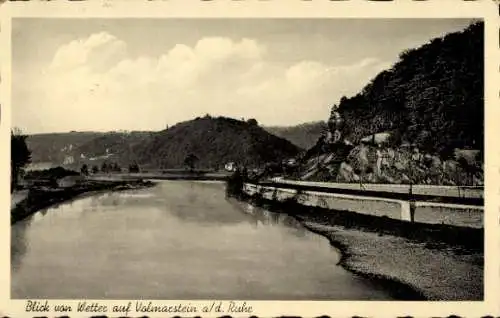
11, 172, 230, 226
11, 178, 157, 225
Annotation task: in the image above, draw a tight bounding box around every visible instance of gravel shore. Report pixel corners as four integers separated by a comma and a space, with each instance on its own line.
296, 215, 483, 300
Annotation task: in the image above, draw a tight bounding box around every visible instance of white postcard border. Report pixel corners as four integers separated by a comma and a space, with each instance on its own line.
0, 1, 498, 317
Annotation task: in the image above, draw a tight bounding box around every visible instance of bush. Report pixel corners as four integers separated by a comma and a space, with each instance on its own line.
25, 167, 79, 180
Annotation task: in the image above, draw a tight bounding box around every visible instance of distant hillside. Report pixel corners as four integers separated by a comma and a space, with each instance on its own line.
27, 132, 105, 164
136, 116, 301, 169
264, 121, 327, 150
75, 131, 154, 164
27, 117, 301, 171
27, 131, 154, 168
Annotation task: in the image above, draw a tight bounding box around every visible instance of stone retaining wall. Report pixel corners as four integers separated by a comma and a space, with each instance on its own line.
243, 183, 483, 229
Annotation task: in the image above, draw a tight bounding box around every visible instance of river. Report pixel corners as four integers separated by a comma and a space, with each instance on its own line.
11, 180, 396, 300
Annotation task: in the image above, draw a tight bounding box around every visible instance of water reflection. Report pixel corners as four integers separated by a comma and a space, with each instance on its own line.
11, 181, 395, 300
186, 182, 199, 204
227, 198, 307, 238
11, 217, 31, 273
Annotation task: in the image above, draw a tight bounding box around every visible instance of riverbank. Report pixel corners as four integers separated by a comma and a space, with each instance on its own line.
298, 216, 483, 300
89, 171, 231, 182
233, 189, 483, 300
11, 179, 156, 225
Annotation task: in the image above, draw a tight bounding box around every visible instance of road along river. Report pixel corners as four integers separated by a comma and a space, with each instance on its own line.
12, 180, 401, 300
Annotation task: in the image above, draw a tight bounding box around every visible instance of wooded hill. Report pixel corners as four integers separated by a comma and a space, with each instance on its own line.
330, 21, 483, 158
134, 116, 301, 169
26, 116, 301, 170
297, 22, 484, 185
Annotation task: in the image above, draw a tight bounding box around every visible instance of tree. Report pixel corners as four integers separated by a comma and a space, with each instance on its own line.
92, 165, 99, 174
129, 163, 140, 173
246, 118, 258, 126
457, 157, 474, 186
101, 162, 108, 173
113, 162, 121, 172
184, 154, 199, 171
11, 130, 31, 192
80, 164, 89, 176
108, 162, 119, 173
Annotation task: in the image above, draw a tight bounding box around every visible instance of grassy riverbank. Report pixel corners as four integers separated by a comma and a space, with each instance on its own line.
11, 179, 156, 224
229, 184, 483, 300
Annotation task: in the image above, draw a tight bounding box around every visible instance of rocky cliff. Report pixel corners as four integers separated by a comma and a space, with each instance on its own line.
296, 22, 483, 186
300, 142, 482, 186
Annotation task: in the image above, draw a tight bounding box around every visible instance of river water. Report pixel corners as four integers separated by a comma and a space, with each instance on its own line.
11, 181, 395, 300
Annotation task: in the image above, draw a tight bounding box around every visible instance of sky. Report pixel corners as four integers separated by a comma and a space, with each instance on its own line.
12, 18, 475, 134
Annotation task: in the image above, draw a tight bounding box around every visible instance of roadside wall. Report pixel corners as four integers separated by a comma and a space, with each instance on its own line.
243, 183, 483, 229
270, 178, 483, 199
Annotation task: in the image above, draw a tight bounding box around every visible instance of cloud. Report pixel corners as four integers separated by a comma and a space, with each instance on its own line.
29, 32, 391, 132
50, 32, 127, 72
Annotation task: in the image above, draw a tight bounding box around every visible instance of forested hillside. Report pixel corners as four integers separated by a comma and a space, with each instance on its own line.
136, 116, 301, 169
298, 22, 483, 185
27, 131, 153, 166
25, 117, 302, 171
27, 132, 105, 163
331, 21, 483, 156
75, 131, 154, 164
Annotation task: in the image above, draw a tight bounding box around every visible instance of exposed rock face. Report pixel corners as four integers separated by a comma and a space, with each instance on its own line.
337, 162, 359, 182
300, 143, 483, 186
360, 132, 392, 146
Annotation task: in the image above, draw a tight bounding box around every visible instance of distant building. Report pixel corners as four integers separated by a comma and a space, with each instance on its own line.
63, 155, 74, 165
225, 162, 237, 172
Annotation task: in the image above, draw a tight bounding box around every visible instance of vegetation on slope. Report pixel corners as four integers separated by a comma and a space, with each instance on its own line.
75, 131, 153, 163
297, 22, 483, 185
27, 131, 154, 168
136, 115, 301, 169
26, 132, 104, 163
330, 21, 483, 156
25, 117, 303, 171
